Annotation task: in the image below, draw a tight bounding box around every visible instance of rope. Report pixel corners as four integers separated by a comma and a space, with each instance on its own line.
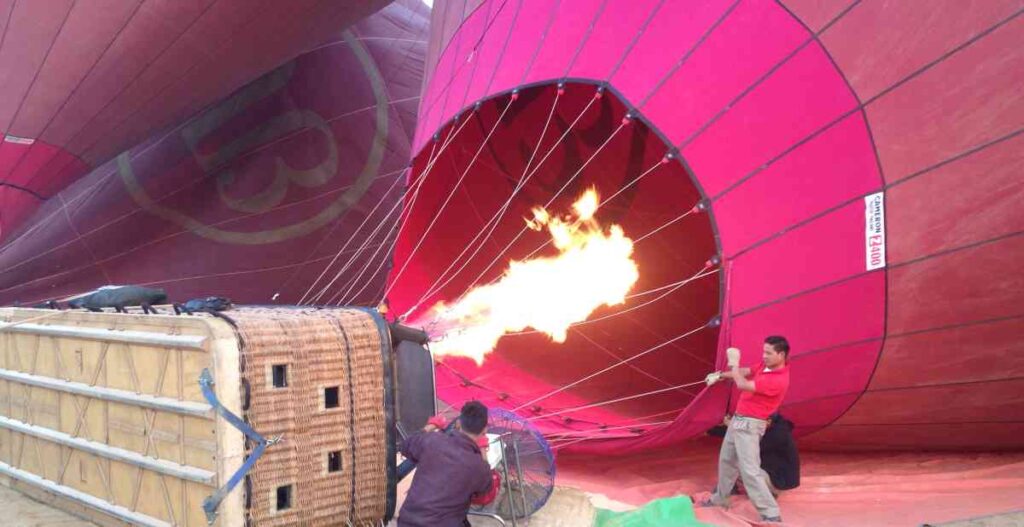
331, 200, 406, 305
300, 110, 469, 305
528, 378, 708, 422
303, 108, 469, 305
405, 89, 605, 312
307, 183, 413, 305
293, 167, 409, 304
544, 407, 686, 440
0, 309, 67, 332
511, 322, 709, 412
404, 89, 568, 313
500, 157, 668, 271
569, 327, 680, 389
382, 97, 517, 302
547, 422, 673, 441
634, 207, 699, 243
421, 118, 629, 327
546, 420, 675, 444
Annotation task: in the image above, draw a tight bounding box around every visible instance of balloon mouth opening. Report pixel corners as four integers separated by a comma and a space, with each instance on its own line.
388, 82, 720, 425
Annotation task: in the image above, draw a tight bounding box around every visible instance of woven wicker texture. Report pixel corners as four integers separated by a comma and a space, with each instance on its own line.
231, 308, 387, 526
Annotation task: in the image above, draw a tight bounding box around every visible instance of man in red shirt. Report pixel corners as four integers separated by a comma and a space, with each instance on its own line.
700, 335, 791, 523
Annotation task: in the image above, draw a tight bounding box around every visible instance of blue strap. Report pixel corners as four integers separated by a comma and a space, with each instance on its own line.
199, 368, 280, 525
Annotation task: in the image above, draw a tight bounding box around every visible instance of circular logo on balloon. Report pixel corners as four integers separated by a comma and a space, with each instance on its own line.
119, 31, 390, 245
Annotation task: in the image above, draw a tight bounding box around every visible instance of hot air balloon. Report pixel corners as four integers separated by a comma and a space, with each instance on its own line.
386, 0, 1024, 459
0, 0, 431, 307
0, 0, 398, 241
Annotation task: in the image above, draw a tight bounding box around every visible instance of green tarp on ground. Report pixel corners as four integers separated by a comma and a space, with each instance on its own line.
594, 496, 713, 527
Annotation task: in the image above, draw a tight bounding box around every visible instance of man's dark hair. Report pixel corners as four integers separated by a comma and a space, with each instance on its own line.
459, 400, 489, 435
765, 335, 790, 359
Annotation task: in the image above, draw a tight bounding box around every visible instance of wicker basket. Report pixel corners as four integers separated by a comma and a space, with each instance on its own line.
0, 306, 397, 527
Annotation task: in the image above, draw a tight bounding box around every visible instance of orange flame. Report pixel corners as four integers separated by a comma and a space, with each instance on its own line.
426, 188, 639, 364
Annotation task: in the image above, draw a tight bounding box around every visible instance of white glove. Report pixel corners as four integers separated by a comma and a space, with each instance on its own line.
726, 347, 741, 368
705, 372, 722, 386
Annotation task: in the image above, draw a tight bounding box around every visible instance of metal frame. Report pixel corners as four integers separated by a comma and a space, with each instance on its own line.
469, 511, 508, 526
198, 368, 280, 525
1, 322, 207, 349
0, 368, 212, 417
0, 415, 214, 483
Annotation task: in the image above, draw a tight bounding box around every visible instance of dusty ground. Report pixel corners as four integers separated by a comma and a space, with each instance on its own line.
0, 484, 94, 527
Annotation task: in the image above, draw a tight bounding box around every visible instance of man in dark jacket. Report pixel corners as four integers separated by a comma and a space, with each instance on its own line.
398, 401, 499, 527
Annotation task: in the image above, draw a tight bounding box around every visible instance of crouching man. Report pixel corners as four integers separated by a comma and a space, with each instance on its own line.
398, 401, 501, 527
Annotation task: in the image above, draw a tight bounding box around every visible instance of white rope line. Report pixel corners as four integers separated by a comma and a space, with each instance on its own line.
299, 117, 460, 305
303, 111, 470, 305
569, 327, 679, 389
625, 268, 715, 300
483, 157, 667, 280
407, 90, 603, 310
335, 228, 401, 306
551, 267, 719, 328
635, 207, 698, 243
546, 420, 675, 443
404, 90, 569, 312
295, 168, 409, 305
0, 309, 68, 332
382, 97, 517, 302
331, 179, 428, 306
425, 118, 629, 326
306, 182, 414, 305
528, 377, 708, 422
332, 197, 408, 305
544, 407, 686, 440
511, 321, 709, 412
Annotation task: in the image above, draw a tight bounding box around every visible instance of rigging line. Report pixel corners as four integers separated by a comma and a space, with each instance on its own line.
400, 92, 603, 317
634, 207, 697, 243
502, 157, 669, 270
335, 160, 436, 306
407, 89, 568, 311
415, 138, 663, 317
0, 168, 400, 301
308, 182, 414, 306
626, 268, 717, 300
289, 167, 408, 304
301, 113, 466, 302
548, 421, 675, 442
544, 408, 685, 439
382, 97, 517, 302
336, 229, 400, 306
294, 167, 414, 305
528, 378, 708, 422
332, 199, 407, 305
314, 164, 430, 306
546, 421, 675, 443
428, 118, 629, 324
550, 267, 718, 329
511, 321, 710, 412
569, 327, 680, 390
303, 112, 467, 305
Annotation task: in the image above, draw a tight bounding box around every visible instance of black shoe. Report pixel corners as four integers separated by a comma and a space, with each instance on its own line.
761, 516, 783, 523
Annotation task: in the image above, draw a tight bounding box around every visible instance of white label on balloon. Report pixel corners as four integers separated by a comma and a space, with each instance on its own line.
3, 134, 34, 145
864, 192, 886, 270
